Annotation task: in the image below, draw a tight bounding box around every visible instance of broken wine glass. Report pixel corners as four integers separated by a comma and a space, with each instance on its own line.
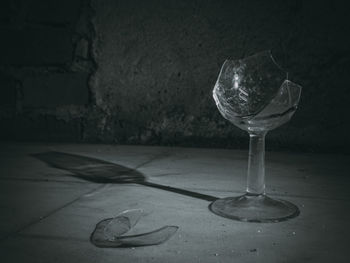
210, 50, 302, 222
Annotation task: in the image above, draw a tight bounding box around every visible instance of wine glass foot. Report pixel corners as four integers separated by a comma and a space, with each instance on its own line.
209, 194, 299, 223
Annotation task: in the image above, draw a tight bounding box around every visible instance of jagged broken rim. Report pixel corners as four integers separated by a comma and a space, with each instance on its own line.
213, 50, 300, 121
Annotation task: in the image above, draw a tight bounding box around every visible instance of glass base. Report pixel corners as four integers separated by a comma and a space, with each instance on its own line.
209, 194, 299, 223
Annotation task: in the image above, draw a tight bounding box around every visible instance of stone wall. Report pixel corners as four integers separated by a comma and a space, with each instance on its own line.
1, 0, 349, 153
0, 0, 94, 141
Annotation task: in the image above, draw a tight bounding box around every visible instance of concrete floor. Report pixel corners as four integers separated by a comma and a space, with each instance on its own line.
0, 142, 349, 262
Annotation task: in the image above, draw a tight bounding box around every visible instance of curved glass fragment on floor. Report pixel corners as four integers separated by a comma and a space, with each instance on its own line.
211, 50, 302, 222
91, 209, 179, 247
103, 209, 143, 240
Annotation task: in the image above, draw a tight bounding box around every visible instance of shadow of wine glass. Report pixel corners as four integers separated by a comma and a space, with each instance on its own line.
32, 151, 217, 202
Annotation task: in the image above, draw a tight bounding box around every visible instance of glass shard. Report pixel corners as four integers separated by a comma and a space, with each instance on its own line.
103, 209, 143, 240
91, 209, 179, 248
113, 226, 179, 247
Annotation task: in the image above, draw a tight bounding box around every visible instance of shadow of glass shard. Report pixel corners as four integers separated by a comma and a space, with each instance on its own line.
91, 209, 179, 248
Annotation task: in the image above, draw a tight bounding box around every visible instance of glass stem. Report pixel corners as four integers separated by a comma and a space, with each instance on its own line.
246, 131, 267, 195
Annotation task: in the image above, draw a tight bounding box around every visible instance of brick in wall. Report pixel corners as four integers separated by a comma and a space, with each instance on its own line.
0, 27, 72, 66
23, 72, 89, 107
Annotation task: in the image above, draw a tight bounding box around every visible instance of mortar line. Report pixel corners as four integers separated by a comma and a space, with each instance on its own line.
0, 177, 91, 184
17, 233, 88, 243
132, 151, 171, 170
0, 184, 104, 243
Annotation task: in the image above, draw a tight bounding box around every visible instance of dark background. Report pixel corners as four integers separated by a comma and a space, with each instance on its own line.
0, 0, 349, 153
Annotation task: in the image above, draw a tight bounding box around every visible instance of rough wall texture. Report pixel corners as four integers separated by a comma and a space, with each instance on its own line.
1, 0, 350, 153
0, 0, 95, 141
